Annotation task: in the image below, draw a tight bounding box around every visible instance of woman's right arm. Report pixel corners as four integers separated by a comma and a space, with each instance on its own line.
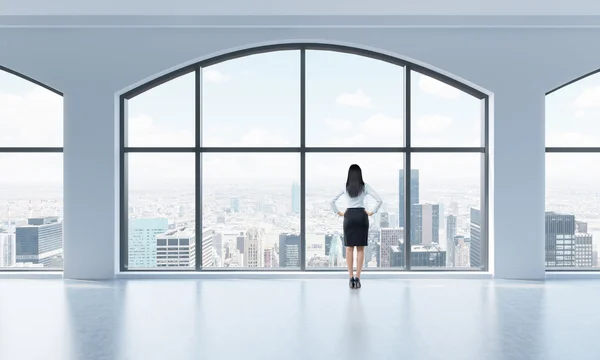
330, 190, 345, 215
365, 183, 383, 214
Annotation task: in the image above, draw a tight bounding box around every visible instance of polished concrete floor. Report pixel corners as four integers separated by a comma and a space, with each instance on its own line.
1, 278, 599, 360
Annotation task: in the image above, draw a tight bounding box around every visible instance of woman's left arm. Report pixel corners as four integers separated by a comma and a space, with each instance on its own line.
365, 183, 383, 214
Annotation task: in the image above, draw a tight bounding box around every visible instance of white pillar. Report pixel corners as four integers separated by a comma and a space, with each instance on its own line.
63, 87, 117, 279
493, 87, 545, 280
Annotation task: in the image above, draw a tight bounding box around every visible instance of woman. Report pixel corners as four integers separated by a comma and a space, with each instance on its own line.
330, 164, 383, 289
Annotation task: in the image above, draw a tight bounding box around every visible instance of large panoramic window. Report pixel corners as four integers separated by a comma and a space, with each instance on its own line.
120, 44, 488, 271
546, 71, 600, 270
0, 67, 64, 270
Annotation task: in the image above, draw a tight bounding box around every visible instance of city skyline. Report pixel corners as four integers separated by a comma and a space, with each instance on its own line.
1, 48, 600, 269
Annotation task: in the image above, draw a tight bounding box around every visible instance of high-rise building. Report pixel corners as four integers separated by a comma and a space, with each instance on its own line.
213, 232, 223, 260
156, 227, 196, 268
328, 233, 344, 267
576, 221, 588, 234
128, 217, 169, 268
236, 232, 244, 254
446, 215, 457, 267
414, 203, 440, 245
291, 182, 300, 214
412, 245, 446, 267
366, 230, 380, 267
389, 245, 403, 267
575, 233, 593, 268
389, 213, 397, 228
380, 228, 403, 267
399, 169, 419, 238
202, 228, 215, 267
230, 198, 240, 213
0, 233, 16, 267
453, 235, 470, 267
264, 248, 275, 268
470, 208, 482, 268
380, 212, 390, 228
244, 227, 265, 268
545, 212, 576, 267
16, 217, 63, 267
279, 233, 300, 268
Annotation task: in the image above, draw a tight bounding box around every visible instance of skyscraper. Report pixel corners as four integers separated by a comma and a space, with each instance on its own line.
244, 227, 265, 268
380, 228, 403, 267
279, 233, 300, 268
156, 227, 196, 267
202, 228, 215, 268
328, 233, 344, 267
470, 208, 482, 268
453, 235, 470, 267
0, 233, 16, 267
575, 233, 593, 267
16, 217, 63, 267
230, 198, 240, 213
380, 212, 390, 228
545, 212, 575, 267
399, 169, 419, 240
291, 182, 300, 214
576, 221, 588, 233
446, 215, 457, 267
128, 217, 169, 268
414, 203, 440, 245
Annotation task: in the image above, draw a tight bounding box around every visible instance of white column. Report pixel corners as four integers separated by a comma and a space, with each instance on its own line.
492, 87, 546, 280
63, 87, 117, 279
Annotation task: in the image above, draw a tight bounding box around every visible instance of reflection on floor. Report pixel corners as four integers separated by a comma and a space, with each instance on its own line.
0, 278, 599, 360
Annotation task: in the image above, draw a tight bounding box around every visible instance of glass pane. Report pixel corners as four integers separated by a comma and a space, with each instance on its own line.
0, 154, 63, 269
546, 153, 599, 268
409, 153, 482, 269
305, 50, 404, 147
127, 72, 195, 147
411, 71, 482, 147
127, 153, 195, 270
305, 153, 405, 269
202, 153, 300, 269
0, 70, 63, 147
546, 72, 600, 147
202, 51, 300, 147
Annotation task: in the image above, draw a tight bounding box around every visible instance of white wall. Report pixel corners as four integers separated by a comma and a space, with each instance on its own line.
1, 26, 599, 280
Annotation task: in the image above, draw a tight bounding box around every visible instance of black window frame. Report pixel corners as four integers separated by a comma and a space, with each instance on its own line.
119, 43, 489, 272
545, 68, 600, 272
0, 65, 63, 272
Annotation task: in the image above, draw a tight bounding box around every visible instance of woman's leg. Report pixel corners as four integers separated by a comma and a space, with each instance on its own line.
356, 246, 365, 279
346, 246, 355, 278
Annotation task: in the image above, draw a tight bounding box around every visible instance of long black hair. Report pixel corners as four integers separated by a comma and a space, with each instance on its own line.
346, 164, 365, 198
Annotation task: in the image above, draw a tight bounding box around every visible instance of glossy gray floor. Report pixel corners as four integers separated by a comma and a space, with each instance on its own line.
1, 278, 599, 360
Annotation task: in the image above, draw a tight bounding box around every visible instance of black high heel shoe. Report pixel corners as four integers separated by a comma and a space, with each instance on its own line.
349, 278, 356, 289
354, 278, 362, 289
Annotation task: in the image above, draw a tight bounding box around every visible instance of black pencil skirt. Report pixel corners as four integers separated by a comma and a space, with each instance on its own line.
343, 208, 369, 247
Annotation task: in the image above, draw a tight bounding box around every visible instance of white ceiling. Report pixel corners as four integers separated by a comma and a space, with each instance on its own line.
3, 0, 600, 16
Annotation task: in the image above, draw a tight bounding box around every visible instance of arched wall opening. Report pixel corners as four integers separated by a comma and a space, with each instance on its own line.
118, 43, 490, 272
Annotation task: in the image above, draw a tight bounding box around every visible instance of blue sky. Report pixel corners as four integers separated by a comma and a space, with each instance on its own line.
1, 50, 599, 187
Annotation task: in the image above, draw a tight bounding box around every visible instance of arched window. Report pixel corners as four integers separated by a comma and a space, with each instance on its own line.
121, 44, 488, 271
546, 71, 600, 269
0, 67, 63, 270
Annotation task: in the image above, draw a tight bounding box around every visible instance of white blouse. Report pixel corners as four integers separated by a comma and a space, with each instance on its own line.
330, 183, 383, 214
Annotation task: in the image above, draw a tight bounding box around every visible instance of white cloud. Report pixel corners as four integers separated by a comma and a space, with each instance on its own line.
418, 75, 461, 99
203, 69, 230, 84
359, 114, 402, 137
415, 115, 453, 133
128, 115, 194, 147
336, 89, 372, 108
327, 134, 367, 147
238, 128, 291, 147
0, 86, 62, 147
574, 86, 600, 108
546, 132, 598, 147
325, 118, 353, 132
